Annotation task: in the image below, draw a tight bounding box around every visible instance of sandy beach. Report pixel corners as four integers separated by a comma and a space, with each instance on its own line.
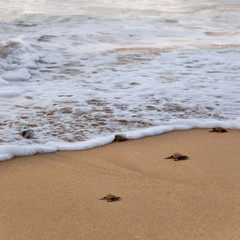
0, 129, 240, 240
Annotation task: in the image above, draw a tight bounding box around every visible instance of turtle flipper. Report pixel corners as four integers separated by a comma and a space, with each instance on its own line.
99, 197, 106, 200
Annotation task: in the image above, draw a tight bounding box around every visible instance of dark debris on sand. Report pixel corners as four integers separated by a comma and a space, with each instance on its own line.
210, 127, 228, 133
21, 129, 34, 139
165, 153, 189, 161
113, 134, 129, 142
99, 194, 121, 202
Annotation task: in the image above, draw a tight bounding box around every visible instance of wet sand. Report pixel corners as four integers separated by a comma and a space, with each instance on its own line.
0, 129, 240, 240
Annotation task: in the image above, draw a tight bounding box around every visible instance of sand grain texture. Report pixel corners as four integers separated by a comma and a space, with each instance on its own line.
0, 129, 240, 240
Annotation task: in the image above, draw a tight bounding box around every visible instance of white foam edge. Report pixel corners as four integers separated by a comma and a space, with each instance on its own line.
0, 119, 240, 161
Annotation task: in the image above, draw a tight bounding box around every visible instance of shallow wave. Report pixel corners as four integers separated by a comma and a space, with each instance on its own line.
0, 0, 240, 160
0, 38, 40, 78
0, 46, 239, 155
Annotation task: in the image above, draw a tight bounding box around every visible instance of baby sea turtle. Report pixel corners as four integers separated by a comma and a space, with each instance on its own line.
21, 129, 34, 139
99, 194, 121, 202
210, 127, 228, 133
165, 153, 189, 161
113, 134, 128, 142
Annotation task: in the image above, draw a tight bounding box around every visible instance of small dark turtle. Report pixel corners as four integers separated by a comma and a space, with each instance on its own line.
113, 134, 128, 142
210, 127, 228, 133
165, 153, 189, 161
21, 129, 34, 139
99, 194, 121, 202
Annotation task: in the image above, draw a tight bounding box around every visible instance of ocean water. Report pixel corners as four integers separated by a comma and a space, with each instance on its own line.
0, 0, 240, 160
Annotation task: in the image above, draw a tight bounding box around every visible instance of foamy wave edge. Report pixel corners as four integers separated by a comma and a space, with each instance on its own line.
0, 119, 240, 161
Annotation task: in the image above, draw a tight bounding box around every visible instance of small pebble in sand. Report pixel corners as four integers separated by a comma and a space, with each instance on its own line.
100, 194, 121, 202
165, 153, 189, 161
113, 134, 128, 142
21, 129, 34, 139
210, 127, 228, 133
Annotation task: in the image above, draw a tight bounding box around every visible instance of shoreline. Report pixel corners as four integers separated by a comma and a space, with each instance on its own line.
1, 119, 240, 161
1, 129, 240, 240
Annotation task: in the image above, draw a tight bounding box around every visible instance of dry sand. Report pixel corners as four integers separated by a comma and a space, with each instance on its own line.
0, 129, 240, 240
